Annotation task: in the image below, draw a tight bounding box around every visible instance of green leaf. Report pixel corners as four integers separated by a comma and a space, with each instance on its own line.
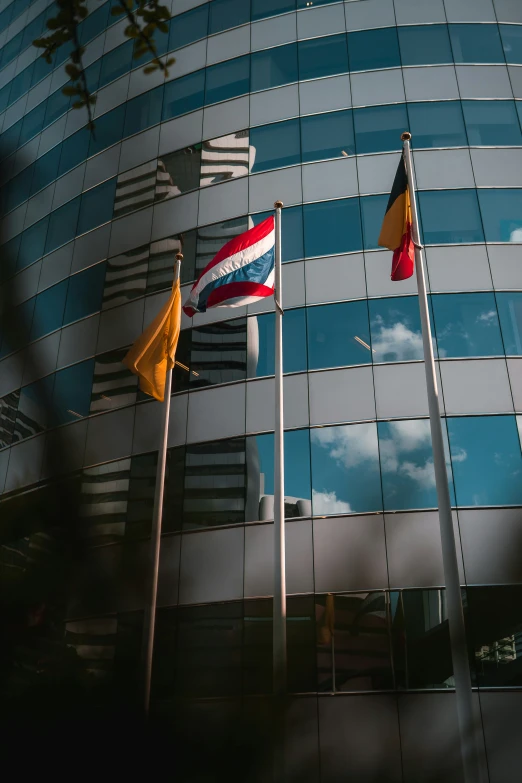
110, 5, 125, 15
65, 64, 80, 77
46, 19, 59, 29
157, 21, 168, 33
62, 85, 80, 96
143, 64, 158, 74
72, 100, 85, 109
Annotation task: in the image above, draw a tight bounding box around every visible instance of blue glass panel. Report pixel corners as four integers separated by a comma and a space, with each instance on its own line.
398, 24, 453, 66
248, 307, 307, 377
209, 0, 250, 34
5, 165, 33, 212
449, 23, 504, 64
31, 51, 55, 87
0, 83, 11, 114
55, 39, 75, 68
251, 43, 297, 92
348, 27, 400, 72
52, 358, 95, 424
205, 55, 250, 104
80, 2, 111, 44
63, 262, 106, 325
361, 194, 389, 250
478, 189, 522, 242
77, 178, 117, 236
59, 127, 90, 176
169, 4, 209, 50
304, 198, 362, 257
311, 422, 382, 514
379, 419, 441, 510
496, 292, 522, 355
354, 104, 408, 154
88, 104, 126, 156
431, 292, 504, 358
419, 190, 484, 244
307, 301, 371, 370
18, 217, 48, 270
85, 58, 102, 94
368, 296, 424, 362
44, 85, 71, 127
301, 110, 355, 162
30, 146, 61, 196
407, 101, 467, 148
8, 65, 32, 106
99, 39, 133, 88
1, 118, 22, 156
250, 119, 300, 173
19, 101, 46, 147
0, 234, 20, 283
462, 100, 522, 146
447, 415, 522, 506
252, 205, 303, 262
44, 196, 80, 254
1, 30, 23, 69
500, 24, 522, 65
22, 14, 46, 50
124, 85, 164, 137
517, 102, 522, 130
163, 69, 205, 119
252, 0, 294, 22
30, 279, 68, 340
298, 34, 348, 81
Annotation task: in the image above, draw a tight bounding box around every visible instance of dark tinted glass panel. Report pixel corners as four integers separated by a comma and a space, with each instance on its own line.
407, 100, 467, 148
477, 189, 522, 242
6, 165, 32, 211
301, 109, 355, 162
162, 446, 185, 533
0, 297, 34, 357
52, 359, 95, 424
0, 234, 20, 283
209, 0, 249, 34
468, 586, 522, 687
123, 86, 163, 138
368, 296, 424, 362
18, 217, 48, 270
14, 376, 54, 440
462, 100, 522, 145
190, 317, 248, 386
307, 301, 371, 370
30, 279, 68, 340
431, 292, 503, 358
419, 189, 484, 244
169, 3, 209, 50
447, 415, 522, 506
251, 43, 297, 91
252, 0, 294, 21
77, 178, 117, 235
500, 23, 522, 64
496, 292, 522, 355
449, 23, 504, 63
44, 85, 71, 127
163, 69, 205, 119
1, 118, 22, 157
99, 40, 133, 88
304, 198, 362, 257
31, 51, 54, 87
205, 55, 250, 104
0, 390, 19, 448
247, 308, 307, 377
8, 65, 32, 106
354, 104, 408, 154
88, 104, 126, 156
398, 24, 452, 66
127, 451, 158, 537
361, 194, 390, 250
64, 262, 106, 325
158, 145, 201, 197
250, 119, 300, 173
298, 34, 348, 81
19, 102, 46, 147
311, 422, 382, 514
348, 27, 400, 71
200, 131, 248, 186
30, 145, 61, 196
59, 127, 90, 176
80, 3, 110, 44
252, 206, 303, 262
0, 83, 11, 114
45, 196, 80, 254
84, 58, 101, 94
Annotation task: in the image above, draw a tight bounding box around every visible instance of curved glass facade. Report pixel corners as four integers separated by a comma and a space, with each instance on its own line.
1, 0, 522, 777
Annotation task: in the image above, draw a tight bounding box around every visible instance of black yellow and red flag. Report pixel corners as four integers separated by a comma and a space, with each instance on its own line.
378, 154, 415, 281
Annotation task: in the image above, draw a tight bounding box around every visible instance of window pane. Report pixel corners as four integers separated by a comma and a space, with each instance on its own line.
398, 24, 453, 66
30, 279, 68, 340
18, 218, 48, 270
45, 196, 81, 254
500, 23, 522, 65
13, 376, 54, 440
298, 34, 348, 81
209, 0, 249, 34
301, 109, 355, 162
496, 292, 522, 355
431, 292, 503, 358
361, 194, 390, 250
418, 189, 484, 244
88, 104, 126, 157
449, 23, 504, 64
250, 119, 300, 173
247, 308, 307, 377
311, 422, 382, 514
78, 178, 117, 236
30, 145, 61, 196
64, 262, 106, 325
462, 100, 522, 145
8, 66, 32, 106
44, 87, 71, 127
158, 145, 202, 197
447, 415, 522, 506
52, 359, 95, 424
123, 86, 163, 138
0, 298, 35, 357
468, 586, 522, 688
354, 104, 408, 155
89, 347, 138, 414
477, 189, 522, 242
407, 101, 468, 148
1, 119, 22, 157
169, 4, 209, 50
0, 390, 19, 448
252, 0, 294, 22
251, 43, 297, 92
99, 40, 133, 88
190, 317, 247, 387
59, 127, 90, 176
5, 165, 32, 212
205, 55, 250, 104
196, 216, 249, 277
348, 27, 400, 71
252, 205, 304, 262
80, 3, 110, 44
368, 296, 424, 362
200, 132, 249, 186
307, 301, 371, 370
163, 69, 206, 120
163, 446, 186, 534
304, 198, 362, 257
19, 102, 46, 146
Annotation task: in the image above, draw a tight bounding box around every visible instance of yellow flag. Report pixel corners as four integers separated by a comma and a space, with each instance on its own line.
318, 593, 335, 646
123, 279, 181, 402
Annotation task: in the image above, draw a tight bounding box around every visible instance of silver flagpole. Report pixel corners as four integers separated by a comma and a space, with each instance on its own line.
273, 200, 287, 698
401, 132, 482, 783
143, 252, 182, 716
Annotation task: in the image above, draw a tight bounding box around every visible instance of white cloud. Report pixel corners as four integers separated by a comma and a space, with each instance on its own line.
399, 459, 436, 489
370, 317, 423, 361
312, 490, 352, 515
380, 420, 436, 490
476, 310, 497, 326
510, 228, 522, 242
451, 447, 467, 463
311, 424, 378, 469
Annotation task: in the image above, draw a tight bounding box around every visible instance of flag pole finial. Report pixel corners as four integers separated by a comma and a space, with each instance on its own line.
175, 252, 183, 261
274, 200, 283, 209
401, 131, 412, 141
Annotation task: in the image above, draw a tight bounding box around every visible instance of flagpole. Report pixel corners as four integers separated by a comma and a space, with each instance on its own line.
143, 252, 182, 717
401, 132, 482, 783
273, 200, 287, 698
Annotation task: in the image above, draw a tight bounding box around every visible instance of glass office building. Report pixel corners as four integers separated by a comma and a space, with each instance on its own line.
1, 0, 522, 777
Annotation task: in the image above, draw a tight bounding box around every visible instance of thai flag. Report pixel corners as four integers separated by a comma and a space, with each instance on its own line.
183, 216, 275, 316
